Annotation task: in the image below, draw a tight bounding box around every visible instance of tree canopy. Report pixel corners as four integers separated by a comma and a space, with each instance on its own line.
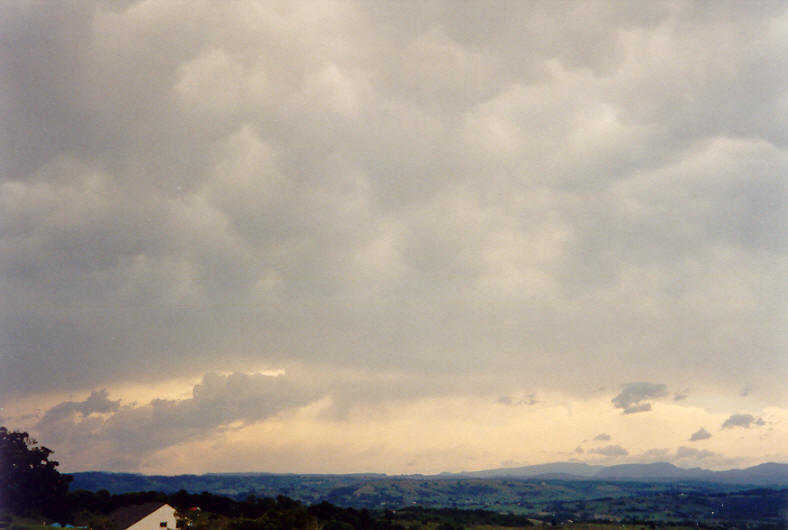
0, 426, 72, 520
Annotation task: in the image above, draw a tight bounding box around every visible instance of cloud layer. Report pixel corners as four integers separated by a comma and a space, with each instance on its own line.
1, 0, 786, 472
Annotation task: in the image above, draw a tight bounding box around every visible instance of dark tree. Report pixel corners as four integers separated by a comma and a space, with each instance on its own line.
0, 427, 72, 520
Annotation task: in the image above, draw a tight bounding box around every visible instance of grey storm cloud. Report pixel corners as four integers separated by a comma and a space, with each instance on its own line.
611, 383, 668, 414
589, 445, 628, 457
39, 390, 121, 424
32, 367, 486, 466
721, 414, 766, 429
675, 446, 715, 460
35, 372, 323, 467
34, 390, 122, 457
593, 433, 611, 441
0, 0, 786, 436
689, 427, 712, 441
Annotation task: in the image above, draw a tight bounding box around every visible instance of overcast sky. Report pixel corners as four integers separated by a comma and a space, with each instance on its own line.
1, 0, 786, 474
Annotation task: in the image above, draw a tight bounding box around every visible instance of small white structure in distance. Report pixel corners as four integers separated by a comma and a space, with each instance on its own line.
108, 502, 178, 530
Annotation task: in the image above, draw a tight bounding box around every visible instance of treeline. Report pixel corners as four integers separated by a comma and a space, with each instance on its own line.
67, 489, 297, 519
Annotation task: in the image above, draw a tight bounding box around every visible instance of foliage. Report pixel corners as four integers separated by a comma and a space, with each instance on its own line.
0, 427, 72, 521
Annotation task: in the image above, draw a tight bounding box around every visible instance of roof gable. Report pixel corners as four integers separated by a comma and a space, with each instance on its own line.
109, 502, 170, 529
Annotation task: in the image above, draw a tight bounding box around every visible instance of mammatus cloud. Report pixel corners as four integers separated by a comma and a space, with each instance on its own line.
611, 383, 667, 414
689, 427, 712, 441
721, 414, 765, 429
675, 446, 715, 460
593, 433, 611, 441
0, 0, 786, 474
1, 1, 785, 404
589, 445, 628, 457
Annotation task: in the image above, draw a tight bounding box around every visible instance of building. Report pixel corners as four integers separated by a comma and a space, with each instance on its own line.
108, 502, 178, 530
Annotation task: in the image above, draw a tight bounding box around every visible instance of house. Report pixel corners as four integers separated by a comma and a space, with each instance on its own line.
108, 502, 178, 530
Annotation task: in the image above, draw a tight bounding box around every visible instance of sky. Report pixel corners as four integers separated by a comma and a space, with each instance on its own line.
0, 0, 786, 475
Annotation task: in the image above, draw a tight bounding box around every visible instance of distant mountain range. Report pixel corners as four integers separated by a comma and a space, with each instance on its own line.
455, 461, 788, 485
